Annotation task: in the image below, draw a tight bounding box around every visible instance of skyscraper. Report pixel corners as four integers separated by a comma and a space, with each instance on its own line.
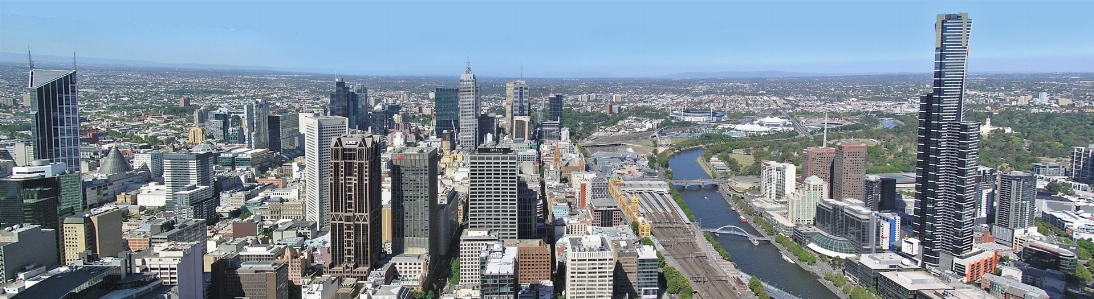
506, 80, 530, 135
788, 176, 826, 225
163, 152, 217, 222
803, 146, 836, 186
328, 134, 382, 279
760, 161, 796, 201
996, 171, 1035, 229
245, 99, 270, 149
547, 94, 564, 122
390, 147, 438, 255
28, 69, 80, 173
914, 13, 979, 268
458, 62, 481, 150
434, 88, 460, 137
303, 116, 348, 230
468, 148, 519, 240
832, 140, 867, 201
328, 79, 368, 131
0, 161, 82, 230
1072, 145, 1094, 184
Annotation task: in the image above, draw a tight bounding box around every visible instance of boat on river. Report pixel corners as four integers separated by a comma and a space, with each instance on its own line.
739, 215, 748, 223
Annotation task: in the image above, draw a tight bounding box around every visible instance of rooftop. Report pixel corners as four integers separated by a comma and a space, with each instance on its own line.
16, 266, 116, 299
879, 271, 950, 291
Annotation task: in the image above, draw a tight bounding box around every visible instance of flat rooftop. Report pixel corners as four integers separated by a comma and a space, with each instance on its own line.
16, 266, 116, 299
879, 271, 950, 291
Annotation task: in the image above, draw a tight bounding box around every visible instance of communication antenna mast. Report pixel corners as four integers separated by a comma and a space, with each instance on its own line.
27, 46, 34, 69
823, 112, 829, 148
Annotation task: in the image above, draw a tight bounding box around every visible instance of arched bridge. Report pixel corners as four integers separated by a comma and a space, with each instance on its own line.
669, 179, 730, 189
703, 225, 771, 245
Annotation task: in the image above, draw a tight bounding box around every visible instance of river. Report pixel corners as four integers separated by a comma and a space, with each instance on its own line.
669, 149, 840, 299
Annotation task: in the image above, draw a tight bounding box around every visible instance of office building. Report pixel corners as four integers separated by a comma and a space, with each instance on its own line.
133, 150, 165, 178
434, 88, 460, 137
864, 175, 882, 211
0, 225, 58, 281
845, 253, 920, 291
878, 177, 899, 211
540, 120, 561, 141
163, 152, 217, 222
565, 235, 614, 299
238, 261, 290, 299
504, 239, 551, 285
329, 78, 368, 131
268, 115, 283, 153
391, 147, 439, 255
547, 94, 564, 122
877, 271, 951, 299
1072, 145, 1094, 184
980, 274, 1050, 299
1031, 162, 1065, 177
188, 126, 207, 144
1022, 241, 1078, 273
0, 161, 83, 229
269, 113, 301, 153
832, 140, 867, 201
62, 207, 124, 264
512, 116, 532, 140
813, 198, 876, 255
303, 115, 347, 230
803, 146, 836, 185
996, 171, 1035, 229
245, 99, 270, 149
788, 175, 826, 225
28, 69, 81, 173
142, 241, 204, 299
460, 229, 500, 289
506, 80, 530, 135
328, 134, 382, 279
914, 13, 980, 268
468, 148, 520, 240
760, 161, 796, 201
458, 63, 481, 150
479, 244, 518, 299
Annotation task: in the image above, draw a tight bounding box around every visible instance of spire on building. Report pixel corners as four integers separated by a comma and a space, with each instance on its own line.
465, 57, 472, 74
823, 112, 828, 148
27, 46, 34, 69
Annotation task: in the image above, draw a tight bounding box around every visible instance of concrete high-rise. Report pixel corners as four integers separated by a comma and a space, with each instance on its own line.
328, 134, 382, 279
458, 63, 481, 150
328, 79, 368, 131
760, 161, 796, 201
390, 147, 438, 255
434, 88, 460, 137
28, 69, 81, 173
506, 80, 529, 135
803, 146, 836, 185
468, 148, 519, 240
238, 262, 289, 299
1072, 145, 1094, 184
303, 116, 347, 230
245, 99, 270, 149
832, 140, 867, 201
914, 13, 980, 268
163, 152, 217, 222
788, 175, 826, 225
62, 207, 124, 264
996, 171, 1036, 229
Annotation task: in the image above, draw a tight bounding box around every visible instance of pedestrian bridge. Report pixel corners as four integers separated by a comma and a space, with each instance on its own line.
668, 179, 729, 189
703, 225, 771, 245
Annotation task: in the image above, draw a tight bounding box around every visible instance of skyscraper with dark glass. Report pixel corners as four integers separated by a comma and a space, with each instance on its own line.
547, 94, 564, 123
28, 69, 81, 173
329, 78, 368, 131
391, 147, 438, 255
328, 133, 382, 279
434, 88, 460, 137
913, 13, 980, 268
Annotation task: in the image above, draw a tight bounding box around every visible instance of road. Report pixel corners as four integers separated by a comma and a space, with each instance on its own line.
781, 110, 814, 140
641, 192, 744, 299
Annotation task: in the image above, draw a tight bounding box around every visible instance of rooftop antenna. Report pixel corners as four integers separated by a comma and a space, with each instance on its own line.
823, 112, 829, 148
73, 49, 77, 73
465, 56, 471, 73
520, 60, 523, 80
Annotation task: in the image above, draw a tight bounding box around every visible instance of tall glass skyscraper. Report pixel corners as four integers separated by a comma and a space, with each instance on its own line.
28, 69, 81, 173
913, 13, 980, 268
434, 88, 460, 137
391, 147, 438, 255
458, 62, 480, 151
329, 78, 368, 131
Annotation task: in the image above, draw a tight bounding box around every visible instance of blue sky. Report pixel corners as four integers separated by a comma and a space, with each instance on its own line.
2, 1, 1092, 77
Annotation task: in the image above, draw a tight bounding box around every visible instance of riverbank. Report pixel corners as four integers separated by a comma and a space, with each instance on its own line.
719, 188, 844, 298
696, 156, 715, 178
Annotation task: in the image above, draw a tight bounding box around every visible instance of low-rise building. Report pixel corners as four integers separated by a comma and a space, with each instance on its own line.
876, 271, 951, 299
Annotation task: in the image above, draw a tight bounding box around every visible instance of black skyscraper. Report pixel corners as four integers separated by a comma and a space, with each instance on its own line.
329, 78, 367, 131
548, 94, 564, 122
434, 88, 460, 137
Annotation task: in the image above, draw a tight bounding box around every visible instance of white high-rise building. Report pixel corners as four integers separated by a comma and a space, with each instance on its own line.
245, 99, 270, 149
789, 175, 826, 225
458, 62, 480, 150
133, 150, 165, 178
565, 235, 614, 299
761, 161, 796, 202
303, 115, 347, 230
459, 229, 500, 290
141, 241, 204, 299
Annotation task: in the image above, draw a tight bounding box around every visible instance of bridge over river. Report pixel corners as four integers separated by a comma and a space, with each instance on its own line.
669, 179, 731, 189
702, 225, 772, 245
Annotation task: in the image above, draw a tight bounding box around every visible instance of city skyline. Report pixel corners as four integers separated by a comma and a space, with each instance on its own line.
2, 1, 1093, 77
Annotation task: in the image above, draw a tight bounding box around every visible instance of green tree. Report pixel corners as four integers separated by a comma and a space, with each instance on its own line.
1076, 265, 1093, 284
1081, 248, 1092, 260
449, 258, 460, 285
631, 221, 639, 235
749, 276, 770, 299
